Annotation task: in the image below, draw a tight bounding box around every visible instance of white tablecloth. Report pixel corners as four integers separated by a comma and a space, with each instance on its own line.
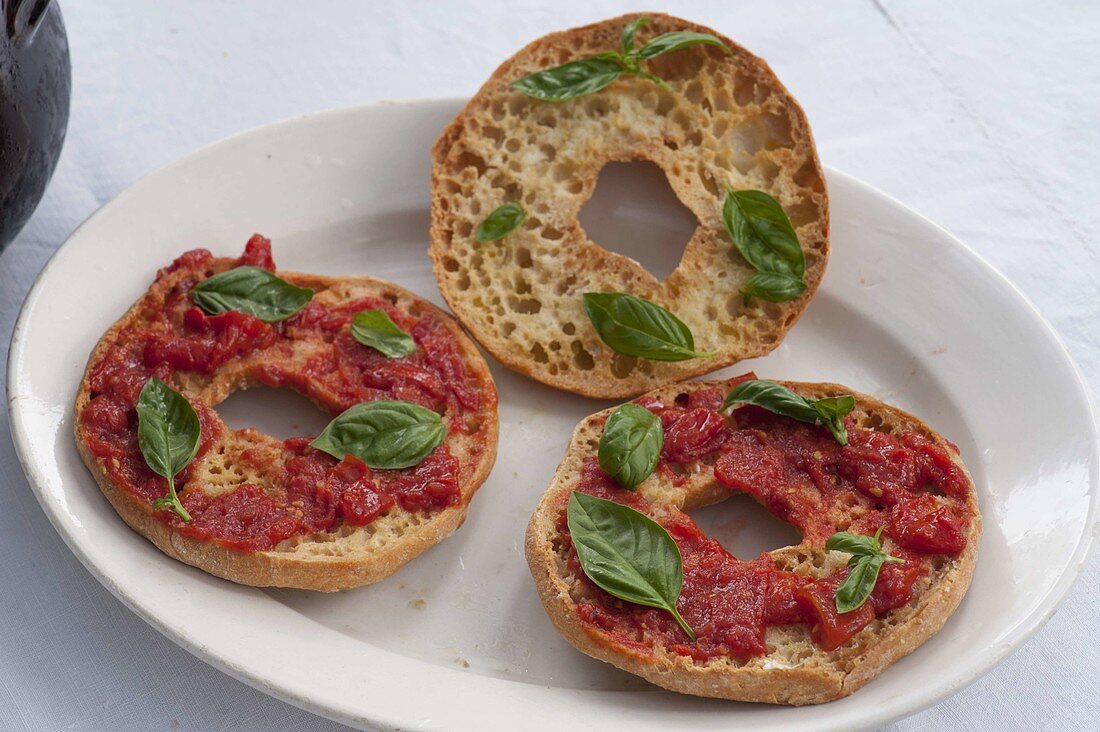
2, 1, 1096, 729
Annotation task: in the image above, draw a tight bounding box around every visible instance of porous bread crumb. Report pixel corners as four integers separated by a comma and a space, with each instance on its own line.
431, 13, 829, 398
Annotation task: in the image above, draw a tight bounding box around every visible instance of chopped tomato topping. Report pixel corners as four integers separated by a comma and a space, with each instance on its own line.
236, 233, 276, 270
888, 494, 968, 554
79, 239, 488, 552
566, 375, 970, 661
143, 307, 276, 374
660, 408, 731, 463
796, 579, 875, 651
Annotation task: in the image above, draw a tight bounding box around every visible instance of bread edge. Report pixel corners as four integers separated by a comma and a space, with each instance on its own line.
74, 268, 499, 592
525, 379, 980, 703
429, 12, 831, 399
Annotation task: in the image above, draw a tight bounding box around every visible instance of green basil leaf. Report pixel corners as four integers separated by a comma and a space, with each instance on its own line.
825, 532, 878, 558
723, 190, 805, 279
635, 69, 672, 91
598, 403, 663, 490
835, 555, 885, 613
510, 57, 625, 102
310, 400, 445, 470
512, 21, 732, 104
741, 271, 807, 304
638, 31, 732, 60
475, 201, 526, 242
721, 379, 855, 445
191, 266, 313, 322
583, 292, 714, 361
136, 377, 200, 522
136, 378, 202, 479
620, 16, 651, 55
828, 528, 906, 612
567, 492, 696, 640
721, 379, 820, 423
813, 395, 856, 446
350, 309, 416, 358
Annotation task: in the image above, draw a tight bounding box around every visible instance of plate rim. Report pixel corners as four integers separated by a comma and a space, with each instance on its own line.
7, 98, 1099, 731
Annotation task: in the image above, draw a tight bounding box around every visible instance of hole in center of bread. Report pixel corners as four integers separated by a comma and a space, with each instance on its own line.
690, 493, 802, 558
577, 160, 696, 281
215, 385, 332, 441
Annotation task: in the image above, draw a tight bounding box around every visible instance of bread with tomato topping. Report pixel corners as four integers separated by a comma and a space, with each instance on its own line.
525, 377, 980, 704
430, 13, 829, 398
75, 239, 498, 591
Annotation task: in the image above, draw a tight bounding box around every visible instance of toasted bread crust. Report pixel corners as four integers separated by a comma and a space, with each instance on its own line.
431, 14, 829, 398
75, 265, 498, 592
526, 380, 980, 704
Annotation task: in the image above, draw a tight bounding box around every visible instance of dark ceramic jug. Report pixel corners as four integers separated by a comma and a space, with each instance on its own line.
0, 0, 70, 251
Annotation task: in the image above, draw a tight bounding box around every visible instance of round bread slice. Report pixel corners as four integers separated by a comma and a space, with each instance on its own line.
75, 238, 498, 592
431, 13, 829, 398
526, 378, 980, 704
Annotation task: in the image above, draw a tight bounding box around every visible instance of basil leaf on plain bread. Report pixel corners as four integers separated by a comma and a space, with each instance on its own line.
619, 15, 651, 55
567, 491, 696, 640
311, 400, 446, 470
583, 292, 714, 361
136, 377, 201, 522
475, 201, 527, 242
191, 265, 313, 322
509, 57, 627, 102
722, 189, 807, 304
637, 30, 731, 60
723, 190, 804, 277
740, 271, 807, 303
511, 17, 730, 102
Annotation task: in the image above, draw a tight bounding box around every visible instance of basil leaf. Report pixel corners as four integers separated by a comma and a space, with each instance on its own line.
741, 271, 807, 304
351, 309, 416, 358
136, 378, 201, 522
825, 532, 877, 558
583, 292, 714, 361
723, 190, 805, 279
724, 189, 808, 306
191, 266, 313, 322
721, 379, 820, 423
835, 554, 885, 613
509, 57, 624, 102
310, 400, 445, 470
827, 528, 906, 612
634, 69, 672, 91
475, 202, 526, 242
813, 395, 856, 446
598, 403, 663, 490
638, 31, 731, 60
567, 492, 696, 640
721, 379, 855, 445
620, 16, 651, 55
512, 20, 732, 103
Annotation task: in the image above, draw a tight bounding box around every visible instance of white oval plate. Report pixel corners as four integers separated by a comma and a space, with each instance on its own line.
8, 100, 1098, 731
